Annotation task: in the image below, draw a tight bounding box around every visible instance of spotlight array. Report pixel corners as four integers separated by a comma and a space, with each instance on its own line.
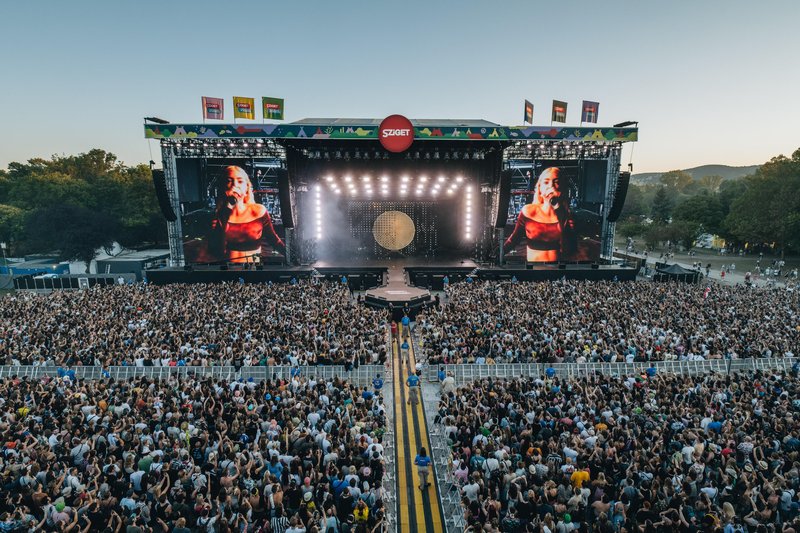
320, 174, 469, 198
465, 186, 473, 240
314, 185, 322, 240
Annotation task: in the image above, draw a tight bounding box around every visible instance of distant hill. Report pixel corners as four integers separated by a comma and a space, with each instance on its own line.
632, 164, 760, 185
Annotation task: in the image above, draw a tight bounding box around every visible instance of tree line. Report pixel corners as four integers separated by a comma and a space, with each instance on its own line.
617, 148, 800, 255
0, 149, 165, 270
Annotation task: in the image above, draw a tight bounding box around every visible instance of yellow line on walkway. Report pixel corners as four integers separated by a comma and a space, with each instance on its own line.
392, 336, 411, 532
408, 333, 445, 533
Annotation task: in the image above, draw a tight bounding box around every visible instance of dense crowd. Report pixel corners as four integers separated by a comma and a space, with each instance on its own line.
0, 373, 388, 532
437, 369, 800, 532
417, 280, 799, 364
0, 282, 387, 368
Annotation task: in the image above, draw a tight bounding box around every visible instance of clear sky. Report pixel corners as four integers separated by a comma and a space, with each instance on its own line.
1, 0, 798, 173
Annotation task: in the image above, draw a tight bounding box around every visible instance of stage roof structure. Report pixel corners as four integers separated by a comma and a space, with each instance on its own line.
145, 120, 638, 143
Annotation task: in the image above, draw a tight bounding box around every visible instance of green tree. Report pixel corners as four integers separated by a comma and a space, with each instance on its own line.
673, 193, 724, 234
659, 170, 694, 192
617, 221, 647, 239
651, 186, 674, 223
698, 174, 724, 193
25, 205, 118, 272
619, 184, 648, 219
724, 148, 800, 254
3, 150, 166, 255
0, 204, 25, 254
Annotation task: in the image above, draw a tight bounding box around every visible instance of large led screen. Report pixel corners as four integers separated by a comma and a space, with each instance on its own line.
503, 160, 606, 262
178, 158, 285, 264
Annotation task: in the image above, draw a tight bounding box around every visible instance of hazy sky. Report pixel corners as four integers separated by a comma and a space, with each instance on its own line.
1, 0, 798, 173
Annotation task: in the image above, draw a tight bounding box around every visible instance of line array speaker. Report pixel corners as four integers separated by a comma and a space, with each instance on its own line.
151, 169, 177, 222
606, 171, 631, 223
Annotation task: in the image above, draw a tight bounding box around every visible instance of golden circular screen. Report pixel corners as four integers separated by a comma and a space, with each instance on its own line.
372, 210, 415, 251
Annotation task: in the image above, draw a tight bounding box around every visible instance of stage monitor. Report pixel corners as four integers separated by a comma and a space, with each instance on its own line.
503, 159, 605, 263
177, 158, 285, 264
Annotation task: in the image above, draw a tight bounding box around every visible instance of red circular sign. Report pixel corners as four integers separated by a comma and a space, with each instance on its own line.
378, 115, 414, 153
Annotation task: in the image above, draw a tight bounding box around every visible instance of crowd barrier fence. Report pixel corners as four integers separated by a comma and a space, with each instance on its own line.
0, 364, 385, 386
424, 357, 796, 384
2, 359, 795, 385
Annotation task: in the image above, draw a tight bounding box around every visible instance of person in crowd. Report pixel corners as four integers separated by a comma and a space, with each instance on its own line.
504, 167, 576, 262
437, 369, 800, 532
0, 281, 387, 368
415, 279, 799, 365
0, 373, 387, 532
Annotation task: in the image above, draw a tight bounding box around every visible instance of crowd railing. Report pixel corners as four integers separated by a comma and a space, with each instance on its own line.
424, 357, 796, 384
0, 364, 384, 386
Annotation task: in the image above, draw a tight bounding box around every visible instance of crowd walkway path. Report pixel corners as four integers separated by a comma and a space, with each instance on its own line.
391, 321, 446, 533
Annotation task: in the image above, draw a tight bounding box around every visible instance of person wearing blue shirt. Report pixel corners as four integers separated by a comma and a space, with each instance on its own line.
372, 375, 384, 392
401, 314, 411, 338
400, 339, 410, 364
437, 367, 446, 382
406, 372, 420, 405
414, 447, 432, 491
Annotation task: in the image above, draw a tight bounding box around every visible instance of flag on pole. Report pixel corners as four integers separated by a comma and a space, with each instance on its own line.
233, 97, 255, 120
524, 100, 534, 124
581, 100, 599, 123
551, 100, 568, 123
202, 97, 224, 120
262, 97, 285, 120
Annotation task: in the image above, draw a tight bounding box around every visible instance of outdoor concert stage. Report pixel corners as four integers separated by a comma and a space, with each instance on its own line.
145, 115, 638, 282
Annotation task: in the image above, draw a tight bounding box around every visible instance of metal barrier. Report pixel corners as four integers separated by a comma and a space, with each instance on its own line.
425, 358, 796, 385
0, 364, 384, 386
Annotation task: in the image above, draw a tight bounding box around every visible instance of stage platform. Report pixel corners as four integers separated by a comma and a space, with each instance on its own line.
364, 264, 431, 317
146, 259, 635, 286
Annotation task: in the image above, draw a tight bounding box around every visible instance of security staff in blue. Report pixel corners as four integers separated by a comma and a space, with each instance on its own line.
373, 374, 384, 393
401, 314, 411, 338
406, 371, 420, 405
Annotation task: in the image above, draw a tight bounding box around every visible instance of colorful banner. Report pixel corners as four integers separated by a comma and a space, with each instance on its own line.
233, 97, 255, 120
144, 123, 638, 143
201, 97, 224, 120
581, 101, 599, 124
552, 100, 568, 123
524, 100, 534, 124
262, 97, 285, 120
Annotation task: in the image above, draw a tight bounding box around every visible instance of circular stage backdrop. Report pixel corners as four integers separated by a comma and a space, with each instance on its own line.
372, 210, 416, 251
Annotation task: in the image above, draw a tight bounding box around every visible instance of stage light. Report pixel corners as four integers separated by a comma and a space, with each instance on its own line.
315, 186, 323, 241
416, 189, 423, 196
466, 185, 473, 192
455, 176, 464, 183
325, 175, 333, 182
447, 188, 454, 195
362, 175, 371, 182
334, 189, 341, 195
434, 152, 440, 160
401, 175, 409, 182
419, 175, 428, 182
344, 175, 352, 182
380, 175, 389, 182
335, 151, 342, 159
437, 175, 446, 183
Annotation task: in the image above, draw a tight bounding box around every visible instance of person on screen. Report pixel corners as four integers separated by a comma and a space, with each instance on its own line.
504, 167, 575, 262
209, 165, 285, 263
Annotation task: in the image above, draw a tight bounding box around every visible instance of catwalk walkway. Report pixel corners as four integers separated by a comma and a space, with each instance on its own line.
391, 321, 446, 533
